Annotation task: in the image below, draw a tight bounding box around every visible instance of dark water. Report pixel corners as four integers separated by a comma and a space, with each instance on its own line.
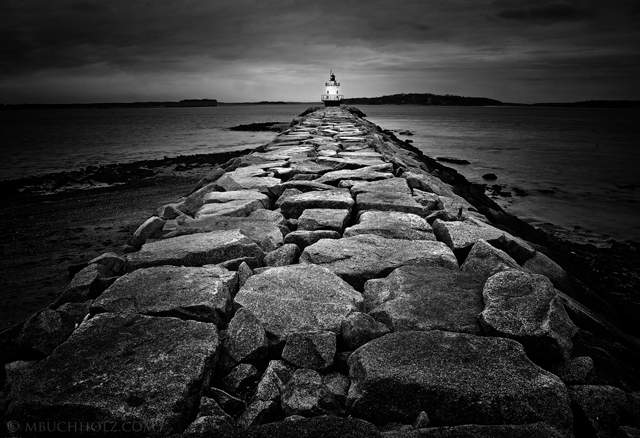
0, 104, 312, 180
361, 105, 640, 242
1, 104, 638, 241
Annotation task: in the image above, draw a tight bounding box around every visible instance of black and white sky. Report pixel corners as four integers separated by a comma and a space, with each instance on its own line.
2, 0, 639, 104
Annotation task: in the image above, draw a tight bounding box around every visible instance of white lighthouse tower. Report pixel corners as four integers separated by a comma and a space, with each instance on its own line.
321, 70, 343, 107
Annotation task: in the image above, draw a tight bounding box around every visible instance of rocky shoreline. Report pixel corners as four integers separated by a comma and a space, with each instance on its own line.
1, 107, 639, 437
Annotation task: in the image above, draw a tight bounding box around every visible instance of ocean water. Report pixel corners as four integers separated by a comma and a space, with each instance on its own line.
0, 104, 312, 180
1, 104, 638, 242
361, 105, 640, 242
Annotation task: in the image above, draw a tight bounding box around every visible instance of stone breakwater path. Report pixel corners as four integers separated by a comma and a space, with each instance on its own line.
3, 107, 639, 437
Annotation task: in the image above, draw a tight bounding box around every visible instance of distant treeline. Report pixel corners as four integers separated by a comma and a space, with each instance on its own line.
344, 93, 503, 106
531, 100, 640, 109
1, 99, 217, 110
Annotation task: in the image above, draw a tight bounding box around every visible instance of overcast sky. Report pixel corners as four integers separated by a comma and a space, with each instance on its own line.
2, 0, 639, 104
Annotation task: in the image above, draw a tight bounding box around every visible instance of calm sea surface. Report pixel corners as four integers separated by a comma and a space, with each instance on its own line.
1, 104, 638, 241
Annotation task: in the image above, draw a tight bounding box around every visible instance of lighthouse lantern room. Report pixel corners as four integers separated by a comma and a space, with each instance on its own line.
321, 70, 343, 107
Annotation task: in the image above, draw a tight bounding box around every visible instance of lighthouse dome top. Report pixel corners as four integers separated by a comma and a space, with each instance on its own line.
330, 71, 336, 81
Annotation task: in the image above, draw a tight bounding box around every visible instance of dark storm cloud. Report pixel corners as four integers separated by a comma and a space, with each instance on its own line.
0, 0, 434, 77
1, 0, 639, 103
495, 1, 595, 23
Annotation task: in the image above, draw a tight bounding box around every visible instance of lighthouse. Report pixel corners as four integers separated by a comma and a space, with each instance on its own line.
321, 70, 343, 107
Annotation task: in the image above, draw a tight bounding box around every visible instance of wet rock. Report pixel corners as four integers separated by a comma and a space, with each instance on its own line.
16, 309, 76, 358
346, 330, 572, 433
234, 264, 362, 346
364, 266, 484, 334
87, 252, 126, 275
300, 234, 458, 289
224, 308, 268, 363
279, 190, 354, 219
523, 251, 573, 293
263, 243, 300, 267
282, 331, 336, 370
482, 173, 498, 180
298, 208, 351, 232
281, 369, 343, 417
341, 312, 391, 350
129, 216, 166, 248
6, 313, 219, 437
237, 400, 282, 428
91, 266, 236, 327
569, 385, 636, 438
221, 363, 260, 400
480, 270, 577, 366
253, 360, 296, 403
344, 211, 435, 241
52, 263, 114, 307
460, 239, 521, 278
323, 372, 350, 406
284, 230, 341, 249
126, 230, 265, 272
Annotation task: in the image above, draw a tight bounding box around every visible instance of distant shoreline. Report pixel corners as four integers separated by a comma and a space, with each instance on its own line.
2, 96, 639, 110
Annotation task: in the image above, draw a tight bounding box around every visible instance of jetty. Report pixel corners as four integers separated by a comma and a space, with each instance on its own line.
3, 106, 639, 437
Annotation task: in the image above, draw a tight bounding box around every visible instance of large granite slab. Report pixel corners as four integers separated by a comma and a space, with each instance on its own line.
6, 313, 219, 437
300, 234, 458, 289
344, 211, 435, 240
279, 190, 354, 219
126, 230, 264, 272
91, 265, 237, 326
346, 330, 573, 433
234, 264, 362, 345
364, 266, 484, 334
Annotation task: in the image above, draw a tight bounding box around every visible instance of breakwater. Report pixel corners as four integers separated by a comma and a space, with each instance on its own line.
2, 107, 639, 437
